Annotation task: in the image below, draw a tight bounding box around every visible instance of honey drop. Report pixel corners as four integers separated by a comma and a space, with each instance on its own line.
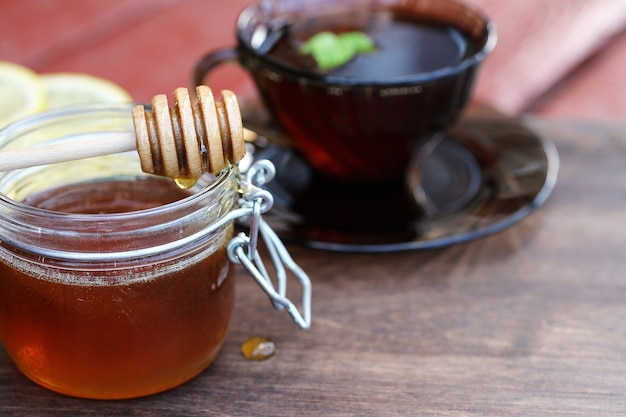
241, 336, 276, 361
173, 176, 197, 190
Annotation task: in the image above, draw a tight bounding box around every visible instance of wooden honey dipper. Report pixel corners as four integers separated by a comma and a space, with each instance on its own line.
0, 85, 246, 179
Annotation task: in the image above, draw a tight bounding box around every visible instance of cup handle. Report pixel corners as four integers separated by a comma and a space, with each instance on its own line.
192, 47, 240, 87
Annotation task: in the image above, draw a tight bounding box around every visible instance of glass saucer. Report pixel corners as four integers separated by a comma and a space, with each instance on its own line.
242, 108, 559, 253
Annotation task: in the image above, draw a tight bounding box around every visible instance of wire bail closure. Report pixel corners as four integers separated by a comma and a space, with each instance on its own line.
228, 160, 312, 330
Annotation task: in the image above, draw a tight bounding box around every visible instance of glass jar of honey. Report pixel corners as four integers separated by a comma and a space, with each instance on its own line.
0, 104, 310, 399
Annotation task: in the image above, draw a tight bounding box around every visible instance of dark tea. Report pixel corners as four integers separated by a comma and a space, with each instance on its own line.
263, 10, 473, 78
0, 178, 235, 399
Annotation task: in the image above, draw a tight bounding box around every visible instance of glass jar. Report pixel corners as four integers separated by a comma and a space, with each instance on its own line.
0, 104, 310, 399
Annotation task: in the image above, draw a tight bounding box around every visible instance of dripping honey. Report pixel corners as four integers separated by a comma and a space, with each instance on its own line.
174, 176, 199, 190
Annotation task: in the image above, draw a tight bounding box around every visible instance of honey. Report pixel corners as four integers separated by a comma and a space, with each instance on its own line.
174, 175, 199, 190
0, 178, 235, 399
241, 336, 276, 361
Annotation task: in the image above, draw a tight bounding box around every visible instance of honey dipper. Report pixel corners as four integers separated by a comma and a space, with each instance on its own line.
0, 85, 246, 179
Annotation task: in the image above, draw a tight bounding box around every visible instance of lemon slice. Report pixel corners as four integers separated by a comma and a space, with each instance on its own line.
40, 72, 132, 108
0, 61, 47, 127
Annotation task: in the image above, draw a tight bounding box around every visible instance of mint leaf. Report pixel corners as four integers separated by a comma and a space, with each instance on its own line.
300, 31, 376, 70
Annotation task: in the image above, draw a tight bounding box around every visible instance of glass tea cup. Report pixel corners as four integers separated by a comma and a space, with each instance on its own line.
193, 0, 496, 184
0, 104, 310, 399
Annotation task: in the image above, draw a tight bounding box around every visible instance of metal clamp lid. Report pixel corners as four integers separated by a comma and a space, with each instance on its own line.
228, 160, 311, 330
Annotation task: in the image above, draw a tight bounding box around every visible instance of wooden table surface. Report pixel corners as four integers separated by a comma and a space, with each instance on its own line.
1, 117, 626, 415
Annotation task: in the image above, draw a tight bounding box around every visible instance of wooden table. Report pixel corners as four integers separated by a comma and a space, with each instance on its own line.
1, 118, 625, 415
